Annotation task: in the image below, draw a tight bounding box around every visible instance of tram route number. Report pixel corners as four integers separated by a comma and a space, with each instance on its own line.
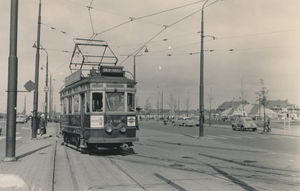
109, 119, 121, 124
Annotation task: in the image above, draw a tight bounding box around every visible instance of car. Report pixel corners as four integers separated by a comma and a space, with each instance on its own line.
172, 117, 195, 127
232, 117, 257, 131
53, 116, 60, 123
191, 116, 200, 126
16, 115, 27, 123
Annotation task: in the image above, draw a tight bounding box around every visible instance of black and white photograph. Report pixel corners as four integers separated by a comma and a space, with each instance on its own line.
0, 0, 299, 190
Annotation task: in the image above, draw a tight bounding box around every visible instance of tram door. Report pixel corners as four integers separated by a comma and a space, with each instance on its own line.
80, 93, 85, 129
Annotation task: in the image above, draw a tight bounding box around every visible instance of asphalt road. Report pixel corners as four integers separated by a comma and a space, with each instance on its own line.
0, 121, 32, 159
145, 120, 300, 156
1, 120, 299, 190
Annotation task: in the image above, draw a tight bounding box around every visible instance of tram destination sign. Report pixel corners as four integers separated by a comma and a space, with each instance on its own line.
65, 70, 82, 86
100, 66, 124, 77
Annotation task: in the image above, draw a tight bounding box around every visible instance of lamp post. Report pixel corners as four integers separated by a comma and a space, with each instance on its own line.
199, 0, 209, 138
120, 46, 148, 81
33, 43, 48, 128
32, 0, 42, 139
174, 89, 180, 117
40, 63, 50, 126
133, 46, 148, 81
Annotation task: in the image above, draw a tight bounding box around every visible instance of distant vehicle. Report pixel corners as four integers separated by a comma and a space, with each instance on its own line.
191, 116, 200, 126
53, 116, 60, 123
172, 117, 195, 127
16, 115, 27, 123
232, 117, 257, 131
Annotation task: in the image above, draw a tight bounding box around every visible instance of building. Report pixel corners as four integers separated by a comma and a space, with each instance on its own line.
217, 101, 249, 113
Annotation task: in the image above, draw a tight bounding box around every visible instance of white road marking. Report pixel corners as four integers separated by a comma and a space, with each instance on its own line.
206, 135, 228, 139
219, 135, 242, 139
0, 137, 22, 140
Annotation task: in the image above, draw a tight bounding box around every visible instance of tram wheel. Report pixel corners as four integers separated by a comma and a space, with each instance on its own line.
75, 136, 80, 148
63, 134, 68, 144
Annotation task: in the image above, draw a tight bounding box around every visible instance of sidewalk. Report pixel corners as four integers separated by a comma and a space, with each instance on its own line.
0, 123, 59, 191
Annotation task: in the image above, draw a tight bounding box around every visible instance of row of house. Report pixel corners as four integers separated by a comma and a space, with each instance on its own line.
217, 100, 299, 120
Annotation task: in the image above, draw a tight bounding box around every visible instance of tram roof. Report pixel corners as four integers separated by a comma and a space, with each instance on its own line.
61, 73, 136, 92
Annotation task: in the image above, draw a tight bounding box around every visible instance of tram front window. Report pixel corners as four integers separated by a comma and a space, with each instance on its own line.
92, 92, 103, 112
106, 92, 124, 112
127, 93, 135, 112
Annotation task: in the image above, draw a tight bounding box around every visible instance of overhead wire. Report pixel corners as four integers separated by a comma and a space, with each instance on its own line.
87, 0, 95, 34
118, 0, 220, 65
94, 0, 206, 36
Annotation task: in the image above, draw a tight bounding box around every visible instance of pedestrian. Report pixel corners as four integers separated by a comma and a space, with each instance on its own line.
39, 114, 46, 137
266, 117, 271, 131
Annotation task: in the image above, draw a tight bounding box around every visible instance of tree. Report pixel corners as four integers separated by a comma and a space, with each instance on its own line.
240, 79, 247, 117
144, 98, 152, 116
184, 90, 192, 117
207, 88, 214, 126
167, 92, 176, 117
256, 79, 269, 123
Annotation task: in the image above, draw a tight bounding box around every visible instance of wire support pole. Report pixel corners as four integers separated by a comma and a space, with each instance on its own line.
32, 0, 41, 139
199, 0, 209, 138
5, 0, 19, 162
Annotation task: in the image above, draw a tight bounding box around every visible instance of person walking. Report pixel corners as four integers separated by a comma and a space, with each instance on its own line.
39, 114, 46, 137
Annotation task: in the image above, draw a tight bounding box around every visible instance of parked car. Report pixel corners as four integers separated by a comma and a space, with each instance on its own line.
172, 117, 195, 127
53, 116, 60, 123
191, 116, 200, 126
16, 115, 27, 123
232, 117, 257, 131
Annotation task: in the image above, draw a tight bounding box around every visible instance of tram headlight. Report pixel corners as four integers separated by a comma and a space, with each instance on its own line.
118, 124, 127, 133
104, 124, 114, 133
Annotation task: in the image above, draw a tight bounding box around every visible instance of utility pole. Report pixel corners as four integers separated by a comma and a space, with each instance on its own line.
32, 0, 42, 139
199, 0, 209, 138
5, 0, 19, 162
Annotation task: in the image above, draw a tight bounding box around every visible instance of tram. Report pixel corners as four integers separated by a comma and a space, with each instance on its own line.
60, 39, 139, 151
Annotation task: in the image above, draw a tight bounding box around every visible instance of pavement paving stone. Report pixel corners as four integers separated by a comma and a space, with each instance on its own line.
0, 123, 58, 191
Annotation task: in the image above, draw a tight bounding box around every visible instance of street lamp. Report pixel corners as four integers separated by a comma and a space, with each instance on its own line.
157, 86, 163, 119
32, 0, 42, 139
133, 46, 148, 81
120, 46, 148, 82
40, 64, 51, 125
33, 42, 48, 129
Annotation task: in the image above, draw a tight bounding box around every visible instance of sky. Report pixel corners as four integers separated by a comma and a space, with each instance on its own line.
0, 0, 299, 114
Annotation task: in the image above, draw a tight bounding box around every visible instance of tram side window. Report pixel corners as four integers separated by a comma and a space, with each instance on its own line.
74, 94, 79, 113
68, 97, 72, 114
86, 92, 90, 113
127, 93, 135, 112
92, 93, 103, 112
106, 92, 124, 112
62, 98, 67, 114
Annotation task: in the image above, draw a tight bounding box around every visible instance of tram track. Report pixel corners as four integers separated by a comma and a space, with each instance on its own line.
53, 141, 80, 191
54, 136, 299, 190
110, 140, 300, 190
